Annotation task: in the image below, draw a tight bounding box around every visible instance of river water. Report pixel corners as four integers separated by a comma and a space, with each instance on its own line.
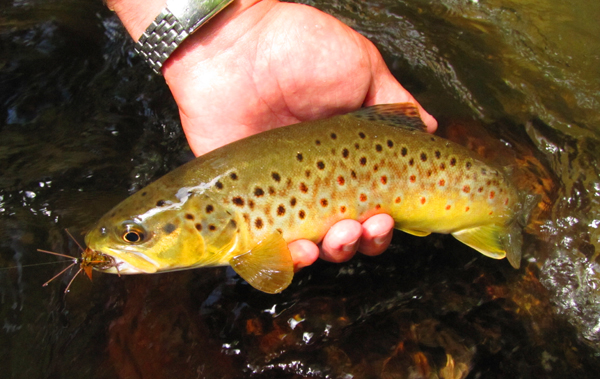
1, 0, 599, 377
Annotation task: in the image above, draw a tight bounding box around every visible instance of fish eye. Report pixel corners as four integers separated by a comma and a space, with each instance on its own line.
122, 224, 146, 244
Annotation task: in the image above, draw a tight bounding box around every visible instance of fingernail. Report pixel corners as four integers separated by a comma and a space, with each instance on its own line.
373, 233, 390, 245
342, 238, 360, 252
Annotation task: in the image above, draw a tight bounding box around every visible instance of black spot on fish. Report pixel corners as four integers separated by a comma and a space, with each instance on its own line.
163, 223, 176, 234
481, 168, 487, 175
229, 219, 237, 228
430, 137, 436, 142
195, 223, 202, 231
215, 181, 223, 190
401, 147, 408, 157
440, 163, 446, 170
248, 200, 255, 210
450, 157, 457, 167
420, 152, 427, 162
290, 197, 297, 207
156, 200, 166, 207
298, 210, 306, 219
272, 172, 281, 182
360, 157, 367, 166
254, 187, 264, 197
466, 161, 472, 170
232, 197, 245, 206
355, 143, 360, 150
359, 132, 366, 139
206, 205, 214, 214
351, 170, 357, 179
315, 139, 321, 146
387, 140, 394, 148
320, 199, 328, 207
305, 170, 311, 178
300, 183, 308, 193
230, 172, 238, 180
209, 224, 217, 231
373, 164, 379, 172
409, 158, 414, 166
331, 133, 337, 139
435, 150, 441, 159
185, 213, 194, 220
296, 153, 303, 162
375, 144, 383, 152
317, 161, 325, 170
141, 191, 147, 197
342, 148, 349, 158
277, 205, 286, 216
268, 186, 276, 195
255, 218, 264, 229
277, 228, 283, 234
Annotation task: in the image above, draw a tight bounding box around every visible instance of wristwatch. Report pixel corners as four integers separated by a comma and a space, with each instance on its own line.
135, 0, 234, 74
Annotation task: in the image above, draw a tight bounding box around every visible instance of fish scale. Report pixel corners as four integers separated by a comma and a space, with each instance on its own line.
83, 104, 524, 294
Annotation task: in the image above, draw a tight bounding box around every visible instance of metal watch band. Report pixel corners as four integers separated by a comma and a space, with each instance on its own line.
135, 0, 233, 74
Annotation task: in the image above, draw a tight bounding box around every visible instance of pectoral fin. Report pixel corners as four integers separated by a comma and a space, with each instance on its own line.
452, 223, 522, 268
229, 232, 294, 294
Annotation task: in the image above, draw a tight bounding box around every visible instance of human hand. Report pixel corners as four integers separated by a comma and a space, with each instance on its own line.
108, 0, 437, 269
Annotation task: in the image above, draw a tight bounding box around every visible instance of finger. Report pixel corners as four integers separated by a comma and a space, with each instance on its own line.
362, 43, 438, 133
319, 219, 362, 263
288, 239, 320, 272
358, 214, 395, 256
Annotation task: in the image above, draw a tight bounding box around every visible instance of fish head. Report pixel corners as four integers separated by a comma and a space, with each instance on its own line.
83, 187, 235, 274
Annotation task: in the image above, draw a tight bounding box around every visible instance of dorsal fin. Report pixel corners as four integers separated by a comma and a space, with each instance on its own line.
349, 103, 427, 131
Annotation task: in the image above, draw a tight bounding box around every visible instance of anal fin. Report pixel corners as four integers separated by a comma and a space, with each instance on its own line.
229, 232, 294, 294
452, 223, 522, 268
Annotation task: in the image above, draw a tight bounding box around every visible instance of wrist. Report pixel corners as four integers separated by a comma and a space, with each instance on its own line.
108, 0, 267, 73
107, 0, 265, 42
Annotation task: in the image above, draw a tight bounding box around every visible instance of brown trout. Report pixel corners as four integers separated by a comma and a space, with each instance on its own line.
83, 104, 524, 293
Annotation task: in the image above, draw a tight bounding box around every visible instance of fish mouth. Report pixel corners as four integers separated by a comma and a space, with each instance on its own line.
90, 248, 159, 274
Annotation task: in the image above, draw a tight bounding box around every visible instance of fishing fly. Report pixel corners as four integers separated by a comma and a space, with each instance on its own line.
37, 229, 119, 293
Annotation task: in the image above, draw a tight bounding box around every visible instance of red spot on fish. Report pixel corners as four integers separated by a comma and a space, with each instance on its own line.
340, 206, 346, 213
463, 185, 471, 193
439, 179, 445, 186
337, 176, 345, 185
420, 197, 426, 205
410, 175, 416, 183
395, 196, 401, 204
320, 199, 328, 207
490, 191, 495, 199
300, 183, 308, 193
489, 211, 493, 215
376, 204, 381, 209
381, 176, 388, 184
478, 187, 484, 193
445, 205, 451, 210
465, 206, 470, 212
505, 198, 509, 205
360, 193, 367, 202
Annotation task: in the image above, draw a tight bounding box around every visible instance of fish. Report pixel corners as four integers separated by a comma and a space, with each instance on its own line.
81, 103, 524, 294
